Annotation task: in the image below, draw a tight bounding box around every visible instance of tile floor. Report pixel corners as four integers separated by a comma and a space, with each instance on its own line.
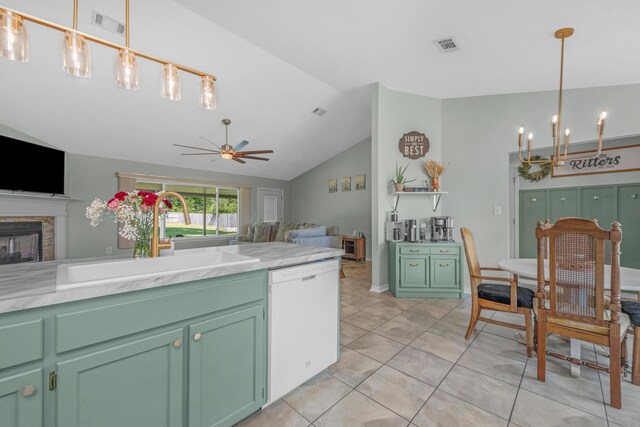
237, 260, 640, 427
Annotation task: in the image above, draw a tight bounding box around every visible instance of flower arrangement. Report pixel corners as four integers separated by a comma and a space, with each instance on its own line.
423, 159, 448, 192
86, 191, 173, 258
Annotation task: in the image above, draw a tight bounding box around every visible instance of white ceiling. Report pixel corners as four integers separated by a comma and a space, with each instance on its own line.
1, 0, 639, 180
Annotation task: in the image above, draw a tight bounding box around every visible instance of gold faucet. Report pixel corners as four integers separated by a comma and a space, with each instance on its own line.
150, 192, 191, 257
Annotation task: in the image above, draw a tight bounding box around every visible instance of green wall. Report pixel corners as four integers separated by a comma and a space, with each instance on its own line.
289, 137, 372, 256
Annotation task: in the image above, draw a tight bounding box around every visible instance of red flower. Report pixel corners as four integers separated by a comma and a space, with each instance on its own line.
163, 199, 173, 209
142, 193, 158, 207
114, 191, 128, 201
137, 191, 154, 197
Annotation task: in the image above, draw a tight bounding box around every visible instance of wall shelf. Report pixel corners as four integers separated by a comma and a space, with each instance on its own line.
392, 191, 447, 212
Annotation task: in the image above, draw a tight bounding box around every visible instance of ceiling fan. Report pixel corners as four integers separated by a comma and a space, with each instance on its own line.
174, 118, 274, 164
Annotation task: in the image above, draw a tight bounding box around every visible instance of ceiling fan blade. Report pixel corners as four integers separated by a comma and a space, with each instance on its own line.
232, 157, 247, 164
198, 136, 221, 149
239, 155, 270, 161
180, 152, 220, 155
236, 150, 274, 155
234, 140, 250, 152
173, 144, 219, 153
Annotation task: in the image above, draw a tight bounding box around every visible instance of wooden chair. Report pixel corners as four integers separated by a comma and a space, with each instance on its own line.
535, 218, 630, 409
621, 300, 640, 385
461, 227, 535, 357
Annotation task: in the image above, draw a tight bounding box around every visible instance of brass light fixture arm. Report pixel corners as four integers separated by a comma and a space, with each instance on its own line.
0, 4, 216, 80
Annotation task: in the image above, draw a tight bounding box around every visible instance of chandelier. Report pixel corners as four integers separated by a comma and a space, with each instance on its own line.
0, 0, 217, 110
517, 28, 607, 167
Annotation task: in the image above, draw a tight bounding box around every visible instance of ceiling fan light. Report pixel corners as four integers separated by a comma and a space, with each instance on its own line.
115, 48, 139, 90
0, 9, 28, 62
221, 152, 233, 160
200, 75, 216, 110
161, 63, 181, 101
63, 31, 91, 77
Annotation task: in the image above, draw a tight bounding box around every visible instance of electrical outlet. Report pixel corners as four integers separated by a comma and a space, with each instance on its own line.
493, 206, 502, 216
106, 247, 112, 254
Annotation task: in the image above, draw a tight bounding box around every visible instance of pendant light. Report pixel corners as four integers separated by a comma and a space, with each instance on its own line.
62, 0, 90, 77
0, 9, 29, 62
161, 63, 181, 100
115, 0, 139, 90
200, 75, 217, 110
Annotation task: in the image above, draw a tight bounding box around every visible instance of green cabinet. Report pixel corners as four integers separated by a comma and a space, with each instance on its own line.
389, 242, 463, 298
549, 188, 578, 222
188, 306, 265, 427
57, 329, 184, 427
519, 190, 547, 258
0, 369, 42, 427
618, 185, 640, 269
581, 186, 615, 226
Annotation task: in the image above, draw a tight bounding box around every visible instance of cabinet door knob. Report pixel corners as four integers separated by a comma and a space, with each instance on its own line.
439, 249, 449, 253
593, 195, 600, 200
409, 263, 419, 267
173, 339, 182, 349
632, 194, 638, 199
531, 197, 537, 202
560, 197, 566, 201
22, 385, 36, 397
409, 249, 419, 252
439, 263, 449, 267
193, 333, 202, 342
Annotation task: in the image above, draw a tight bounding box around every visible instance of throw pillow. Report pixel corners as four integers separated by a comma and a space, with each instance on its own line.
253, 224, 272, 243
326, 225, 340, 236
286, 225, 327, 243
275, 222, 303, 242
246, 223, 256, 241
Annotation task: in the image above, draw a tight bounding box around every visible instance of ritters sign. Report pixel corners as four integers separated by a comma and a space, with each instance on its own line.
399, 131, 430, 159
552, 144, 640, 178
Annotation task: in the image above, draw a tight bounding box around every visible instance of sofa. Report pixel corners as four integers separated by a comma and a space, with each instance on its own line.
229, 222, 341, 249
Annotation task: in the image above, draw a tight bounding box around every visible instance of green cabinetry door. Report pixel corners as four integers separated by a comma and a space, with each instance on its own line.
400, 256, 429, 288
56, 329, 184, 427
581, 186, 615, 226
618, 185, 640, 269
549, 188, 578, 221
430, 257, 458, 289
519, 190, 547, 258
188, 305, 265, 427
0, 369, 42, 427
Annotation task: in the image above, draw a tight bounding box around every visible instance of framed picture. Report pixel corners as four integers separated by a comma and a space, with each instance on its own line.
551, 143, 640, 178
355, 174, 366, 190
341, 176, 351, 192
328, 178, 338, 193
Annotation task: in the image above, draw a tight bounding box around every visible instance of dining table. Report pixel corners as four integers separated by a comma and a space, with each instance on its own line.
497, 258, 640, 377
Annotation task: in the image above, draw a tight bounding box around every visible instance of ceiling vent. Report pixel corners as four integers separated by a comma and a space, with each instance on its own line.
311, 107, 327, 117
91, 11, 125, 37
434, 37, 459, 53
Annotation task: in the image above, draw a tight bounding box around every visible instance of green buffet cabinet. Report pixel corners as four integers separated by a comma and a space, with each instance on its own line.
388, 242, 463, 298
0, 269, 267, 427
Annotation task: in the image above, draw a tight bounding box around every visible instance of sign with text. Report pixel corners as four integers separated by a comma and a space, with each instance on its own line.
551, 144, 640, 178
399, 131, 430, 159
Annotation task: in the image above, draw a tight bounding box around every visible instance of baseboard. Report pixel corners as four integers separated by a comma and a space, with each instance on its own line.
365, 256, 372, 262
370, 282, 389, 293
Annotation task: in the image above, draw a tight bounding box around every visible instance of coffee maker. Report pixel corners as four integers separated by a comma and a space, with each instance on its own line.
430, 216, 454, 242
385, 211, 406, 241
404, 219, 418, 242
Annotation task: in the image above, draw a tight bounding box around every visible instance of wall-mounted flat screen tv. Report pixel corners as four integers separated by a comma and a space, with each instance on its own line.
0, 134, 65, 195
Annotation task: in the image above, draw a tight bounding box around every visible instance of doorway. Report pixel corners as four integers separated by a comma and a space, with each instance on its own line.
257, 188, 284, 223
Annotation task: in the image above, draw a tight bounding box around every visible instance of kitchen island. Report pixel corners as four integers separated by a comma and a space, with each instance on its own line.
0, 243, 342, 427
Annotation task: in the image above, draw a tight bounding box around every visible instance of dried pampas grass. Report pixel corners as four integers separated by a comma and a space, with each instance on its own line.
423, 159, 448, 177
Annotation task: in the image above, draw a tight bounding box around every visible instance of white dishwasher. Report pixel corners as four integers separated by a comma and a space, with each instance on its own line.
267, 259, 340, 404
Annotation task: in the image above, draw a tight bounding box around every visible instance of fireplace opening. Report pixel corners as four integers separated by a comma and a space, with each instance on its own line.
0, 222, 43, 264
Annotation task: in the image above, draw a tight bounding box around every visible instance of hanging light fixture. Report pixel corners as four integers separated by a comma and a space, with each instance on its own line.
0, 2, 217, 107
517, 28, 607, 168
0, 9, 29, 62
62, 0, 90, 77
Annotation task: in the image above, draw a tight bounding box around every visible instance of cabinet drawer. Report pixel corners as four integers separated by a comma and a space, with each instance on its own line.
0, 319, 43, 371
430, 257, 458, 289
399, 246, 429, 255
429, 246, 459, 255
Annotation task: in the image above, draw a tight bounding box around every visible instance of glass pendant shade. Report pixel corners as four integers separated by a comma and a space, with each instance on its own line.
63, 31, 91, 77
0, 10, 28, 62
161, 63, 181, 100
200, 75, 216, 110
116, 49, 139, 90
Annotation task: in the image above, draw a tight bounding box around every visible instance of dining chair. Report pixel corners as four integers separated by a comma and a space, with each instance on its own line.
621, 300, 640, 385
461, 227, 535, 357
535, 217, 630, 408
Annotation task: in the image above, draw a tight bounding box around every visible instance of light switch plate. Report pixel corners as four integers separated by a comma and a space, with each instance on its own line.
493, 206, 502, 215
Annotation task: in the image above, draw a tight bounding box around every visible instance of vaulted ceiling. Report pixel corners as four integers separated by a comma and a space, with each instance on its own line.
1, 0, 638, 180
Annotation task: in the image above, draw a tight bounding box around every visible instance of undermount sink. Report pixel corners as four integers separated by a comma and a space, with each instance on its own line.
56, 250, 259, 290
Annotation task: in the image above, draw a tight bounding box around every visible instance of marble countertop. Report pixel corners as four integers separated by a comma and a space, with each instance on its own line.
0, 243, 343, 314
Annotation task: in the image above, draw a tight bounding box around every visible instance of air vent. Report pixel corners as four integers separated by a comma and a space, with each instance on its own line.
311, 107, 327, 117
91, 11, 125, 37
434, 37, 459, 53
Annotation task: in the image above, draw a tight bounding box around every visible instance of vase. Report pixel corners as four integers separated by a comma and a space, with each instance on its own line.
431, 176, 440, 192
132, 215, 153, 259
132, 235, 151, 259
394, 183, 404, 192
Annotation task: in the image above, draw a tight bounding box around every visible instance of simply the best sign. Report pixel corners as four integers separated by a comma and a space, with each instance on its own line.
399, 131, 430, 159
552, 144, 640, 177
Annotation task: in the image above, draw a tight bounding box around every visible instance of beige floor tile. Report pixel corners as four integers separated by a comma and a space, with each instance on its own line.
602, 389, 640, 426
409, 330, 468, 363
339, 306, 359, 319
428, 319, 478, 343
520, 361, 606, 419
346, 332, 406, 363
390, 310, 438, 330
379, 297, 422, 310
326, 347, 382, 387
282, 372, 352, 422
356, 365, 435, 420
387, 346, 453, 387
441, 304, 478, 327
511, 388, 607, 427
439, 365, 518, 419
362, 302, 404, 319
470, 332, 529, 362
457, 346, 526, 386
482, 323, 525, 341
412, 390, 507, 427
342, 311, 388, 331
314, 390, 407, 427
408, 301, 454, 319
236, 399, 309, 427
340, 321, 367, 345
373, 319, 424, 344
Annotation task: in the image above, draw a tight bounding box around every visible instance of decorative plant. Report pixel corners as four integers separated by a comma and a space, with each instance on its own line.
423, 159, 448, 192
390, 163, 415, 185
